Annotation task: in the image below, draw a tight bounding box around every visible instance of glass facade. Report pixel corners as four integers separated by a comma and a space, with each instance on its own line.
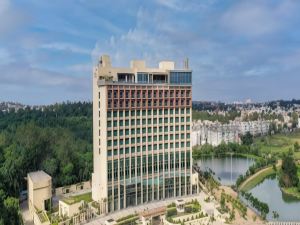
169, 71, 192, 84
137, 73, 148, 83
106, 106, 192, 211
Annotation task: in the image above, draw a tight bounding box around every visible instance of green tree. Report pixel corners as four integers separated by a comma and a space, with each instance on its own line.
241, 132, 253, 146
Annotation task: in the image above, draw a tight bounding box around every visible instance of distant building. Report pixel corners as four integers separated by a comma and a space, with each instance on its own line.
192, 120, 270, 147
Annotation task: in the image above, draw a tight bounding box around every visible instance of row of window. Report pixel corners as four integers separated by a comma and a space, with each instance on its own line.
107, 118, 190, 128
107, 142, 191, 155
107, 89, 191, 99
107, 108, 191, 118
108, 130, 190, 139
107, 152, 191, 182
107, 99, 190, 108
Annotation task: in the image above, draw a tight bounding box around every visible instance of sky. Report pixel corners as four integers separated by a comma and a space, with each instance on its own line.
1, 0, 300, 105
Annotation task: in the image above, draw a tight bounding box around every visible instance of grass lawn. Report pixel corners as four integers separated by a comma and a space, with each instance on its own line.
282, 187, 300, 199
254, 131, 300, 159
62, 192, 92, 205
240, 166, 276, 192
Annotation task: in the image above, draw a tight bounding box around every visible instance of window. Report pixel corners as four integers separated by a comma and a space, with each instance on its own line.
169, 71, 192, 84
125, 111, 129, 117
113, 121, 118, 127
113, 111, 118, 117
137, 73, 148, 83
108, 140, 112, 147
131, 111, 135, 116
131, 138, 135, 144
107, 131, 112, 137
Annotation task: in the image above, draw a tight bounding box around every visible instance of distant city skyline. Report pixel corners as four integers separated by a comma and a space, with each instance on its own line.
1, 0, 300, 105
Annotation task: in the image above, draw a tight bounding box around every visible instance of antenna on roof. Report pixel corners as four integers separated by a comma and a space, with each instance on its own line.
184, 58, 189, 69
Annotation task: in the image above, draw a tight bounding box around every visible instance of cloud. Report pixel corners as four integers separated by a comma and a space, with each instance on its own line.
0, 63, 91, 104
221, 0, 298, 38
66, 63, 92, 74
0, 48, 14, 65
0, 0, 28, 37
40, 42, 91, 55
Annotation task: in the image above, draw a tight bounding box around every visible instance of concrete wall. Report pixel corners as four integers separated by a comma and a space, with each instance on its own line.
59, 200, 83, 218
55, 181, 91, 196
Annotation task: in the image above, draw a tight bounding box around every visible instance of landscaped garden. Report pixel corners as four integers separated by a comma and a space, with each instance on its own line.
165, 200, 206, 224
62, 192, 92, 205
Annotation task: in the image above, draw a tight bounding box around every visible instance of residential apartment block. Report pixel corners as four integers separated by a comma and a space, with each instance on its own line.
92, 55, 197, 213
192, 120, 270, 147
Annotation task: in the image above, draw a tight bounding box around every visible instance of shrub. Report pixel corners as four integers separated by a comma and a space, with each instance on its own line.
166, 207, 177, 217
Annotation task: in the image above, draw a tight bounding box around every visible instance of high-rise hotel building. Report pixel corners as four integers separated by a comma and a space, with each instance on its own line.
92, 55, 198, 213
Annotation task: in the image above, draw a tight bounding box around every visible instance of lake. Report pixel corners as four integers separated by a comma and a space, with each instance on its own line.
196, 155, 255, 185
247, 176, 300, 221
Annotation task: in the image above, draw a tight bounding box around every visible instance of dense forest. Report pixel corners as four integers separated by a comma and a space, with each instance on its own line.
0, 102, 93, 224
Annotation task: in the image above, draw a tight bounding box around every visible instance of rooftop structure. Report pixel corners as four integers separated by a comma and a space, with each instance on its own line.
27, 171, 52, 222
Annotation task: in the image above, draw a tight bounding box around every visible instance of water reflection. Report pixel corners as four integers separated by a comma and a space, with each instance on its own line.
196, 155, 255, 185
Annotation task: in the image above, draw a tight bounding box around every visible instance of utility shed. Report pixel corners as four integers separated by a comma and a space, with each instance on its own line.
28, 171, 52, 219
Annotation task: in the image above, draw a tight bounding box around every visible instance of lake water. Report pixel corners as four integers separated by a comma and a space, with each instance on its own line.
196, 155, 300, 221
196, 155, 255, 185
247, 176, 300, 221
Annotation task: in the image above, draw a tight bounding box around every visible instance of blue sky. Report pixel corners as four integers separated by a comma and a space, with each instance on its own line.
1, 0, 300, 105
